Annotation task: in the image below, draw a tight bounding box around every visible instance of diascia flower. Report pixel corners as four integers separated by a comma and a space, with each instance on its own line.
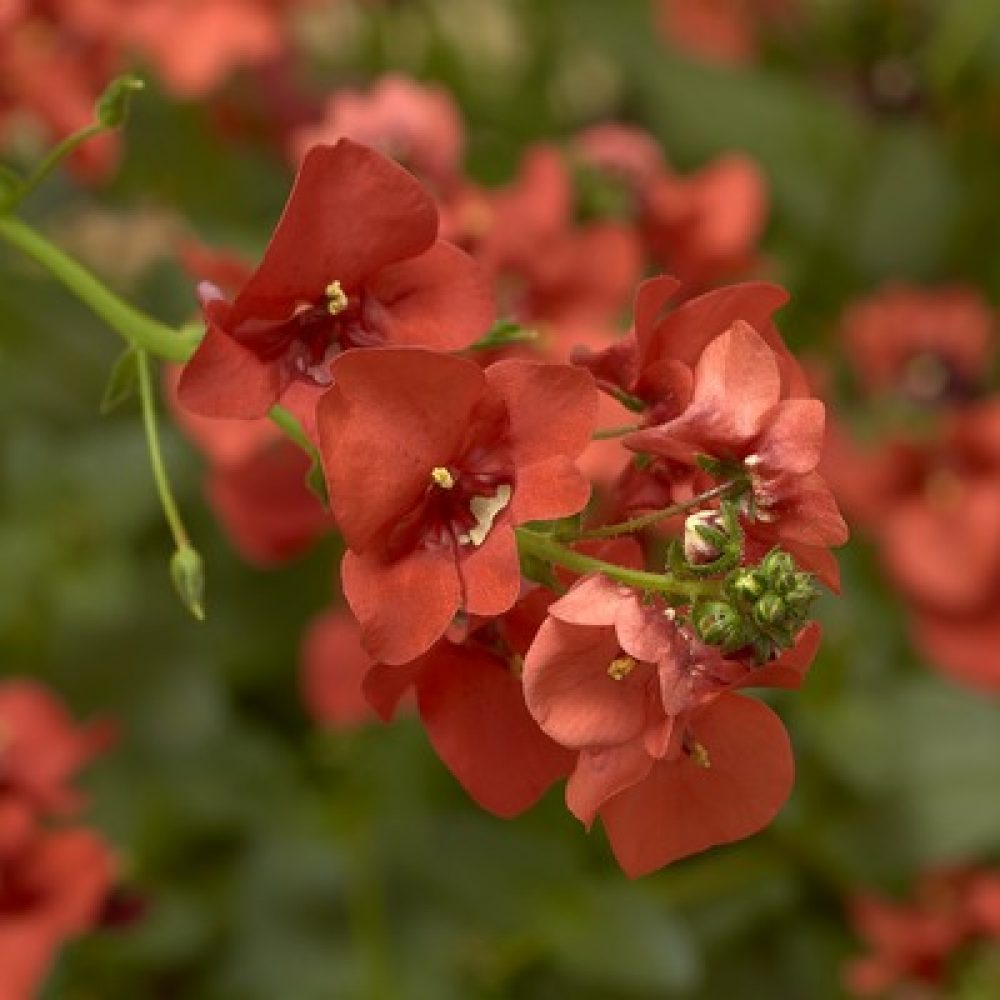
178, 139, 494, 427
828, 403, 1000, 691
0, 828, 115, 1000
844, 868, 1000, 997
624, 318, 847, 555
576, 277, 846, 584
317, 347, 598, 664
0, 681, 115, 818
523, 575, 819, 877
841, 283, 995, 405
291, 74, 466, 195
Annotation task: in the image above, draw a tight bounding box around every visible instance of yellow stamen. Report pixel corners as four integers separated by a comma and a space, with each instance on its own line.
607, 655, 637, 681
325, 279, 348, 316
689, 741, 711, 769
431, 466, 455, 489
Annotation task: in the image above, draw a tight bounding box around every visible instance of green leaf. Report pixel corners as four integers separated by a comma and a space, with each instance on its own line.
467, 319, 539, 351
99, 346, 139, 414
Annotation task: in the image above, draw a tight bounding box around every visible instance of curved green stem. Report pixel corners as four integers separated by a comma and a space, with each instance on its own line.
269, 405, 319, 461
0, 215, 198, 361
137, 349, 191, 550
570, 480, 744, 541
0, 124, 105, 215
515, 528, 716, 600
591, 423, 640, 440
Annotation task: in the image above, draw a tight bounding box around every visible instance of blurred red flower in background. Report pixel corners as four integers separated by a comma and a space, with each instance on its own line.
845, 868, 1000, 997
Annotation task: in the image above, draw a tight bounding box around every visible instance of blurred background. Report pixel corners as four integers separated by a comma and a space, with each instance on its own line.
1, 0, 999, 996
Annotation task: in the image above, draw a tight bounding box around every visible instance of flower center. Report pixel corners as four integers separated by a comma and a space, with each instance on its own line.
325, 280, 348, 316
686, 738, 711, 769
430, 466, 456, 489
607, 655, 637, 681
231, 279, 378, 387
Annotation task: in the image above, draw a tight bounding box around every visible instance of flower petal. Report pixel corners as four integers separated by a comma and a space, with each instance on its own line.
600, 693, 794, 877
342, 547, 460, 665
177, 321, 279, 419
363, 240, 494, 350
318, 348, 486, 551
523, 618, 654, 747
417, 645, 573, 817
566, 742, 653, 828
233, 140, 437, 320
486, 359, 598, 466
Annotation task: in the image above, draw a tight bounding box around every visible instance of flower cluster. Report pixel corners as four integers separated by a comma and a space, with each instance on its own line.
0, 0, 313, 178
844, 868, 1000, 998
174, 129, 846, 876
825, 284, 1000, 691
0, 681, 116, 999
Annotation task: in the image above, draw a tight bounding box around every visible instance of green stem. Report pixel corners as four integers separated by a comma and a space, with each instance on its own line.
269, 405, 319, 461
591, 423, 640, 440
137, 348, 191, 551
571, 480, 743, 541
515, 528, 715, 600
0, 215, 198, 361
0, 124, 105, 214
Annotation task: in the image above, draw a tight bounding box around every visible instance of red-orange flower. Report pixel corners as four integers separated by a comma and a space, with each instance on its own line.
178, 140, 494, 425
291, 74, 465, 194
318, 348, 598, 664
0, 682, 114, 818
523, 574, 819, 875
841, 284, 995, 405
0, 829, 115, 1000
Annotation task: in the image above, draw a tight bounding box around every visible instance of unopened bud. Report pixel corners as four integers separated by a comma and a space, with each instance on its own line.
729, 568, 764, 603
170, 547, 205, 621
695, 601, 741, 647
95, 75, 145, 128
683, 511, 726, 565
760, 549, 796, 590
754, 593, 786, 628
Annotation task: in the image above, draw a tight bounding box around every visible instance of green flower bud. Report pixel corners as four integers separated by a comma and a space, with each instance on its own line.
759, 548, 798, 592
754, 593, 786, 628
695, 601, 741, 647
170, 547, 205, 622
95, 75, 145, 129
729, 568, 764, 603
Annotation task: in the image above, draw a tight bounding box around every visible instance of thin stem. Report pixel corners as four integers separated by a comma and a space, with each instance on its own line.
515, 528, 716, 600
591, 423, 640, 440
0, 216, 199, 361
137, 349, 191, 551
0, 124, 105, 214
269, 405, 319, 461
571, 480, 743, 541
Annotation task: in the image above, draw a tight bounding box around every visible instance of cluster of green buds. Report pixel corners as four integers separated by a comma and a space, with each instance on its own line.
692, 548, 819, 663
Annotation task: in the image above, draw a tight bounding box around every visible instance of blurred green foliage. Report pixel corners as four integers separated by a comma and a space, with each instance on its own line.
1, 0, 998, 997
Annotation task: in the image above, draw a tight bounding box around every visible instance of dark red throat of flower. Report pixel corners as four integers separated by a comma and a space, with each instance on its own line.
232, 285, 382, 386
385, 406, 516, 560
